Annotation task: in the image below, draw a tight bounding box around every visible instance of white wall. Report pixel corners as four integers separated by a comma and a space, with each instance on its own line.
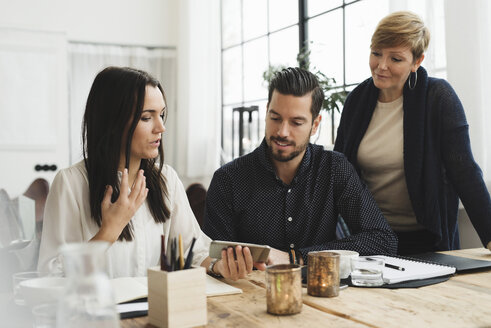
0, 0, 181, 197
0, 0, 178, 46
0, 29, 69, 197
0, 0, 222, 191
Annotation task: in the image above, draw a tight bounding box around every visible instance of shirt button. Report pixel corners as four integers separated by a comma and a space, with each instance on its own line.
287, 217, 293, 222
287, 189, 291, 193
290, 243, 295, 249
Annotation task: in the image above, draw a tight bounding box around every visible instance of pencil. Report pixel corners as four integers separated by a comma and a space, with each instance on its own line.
160, 234, 166, 271
179, 234, 184, 270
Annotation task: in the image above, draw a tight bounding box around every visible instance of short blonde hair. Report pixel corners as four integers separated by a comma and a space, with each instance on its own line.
371, 11, 430, 62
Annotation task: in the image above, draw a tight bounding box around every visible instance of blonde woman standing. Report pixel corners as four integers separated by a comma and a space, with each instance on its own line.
334, 11, 491, 254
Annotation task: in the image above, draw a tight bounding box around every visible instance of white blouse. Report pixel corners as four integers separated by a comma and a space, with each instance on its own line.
37, 161, 211, 278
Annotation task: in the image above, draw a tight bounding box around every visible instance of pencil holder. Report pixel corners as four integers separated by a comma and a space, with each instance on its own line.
147, 266, 207, 328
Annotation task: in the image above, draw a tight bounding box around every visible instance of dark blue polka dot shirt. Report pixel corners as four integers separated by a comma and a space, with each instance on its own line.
203, 139, 398, 263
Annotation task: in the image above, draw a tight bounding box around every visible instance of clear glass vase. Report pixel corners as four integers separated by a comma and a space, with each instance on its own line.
56, 241, 120, 328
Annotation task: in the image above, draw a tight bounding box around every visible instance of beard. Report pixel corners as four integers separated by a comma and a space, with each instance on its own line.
266, 130, 311, 163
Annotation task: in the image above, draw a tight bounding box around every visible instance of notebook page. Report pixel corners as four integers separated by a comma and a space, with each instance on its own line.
116, 301, 148, 315
112, 277, 148, 304
111, 275, 242, 304
371, 255, 456, 284
206, 275, 242, 297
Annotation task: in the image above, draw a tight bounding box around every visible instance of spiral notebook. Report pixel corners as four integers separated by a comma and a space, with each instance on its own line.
409, 252, 491, 273
369, 255, 456, 284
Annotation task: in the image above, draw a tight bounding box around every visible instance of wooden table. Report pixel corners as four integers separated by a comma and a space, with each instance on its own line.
121, 248, 491, 328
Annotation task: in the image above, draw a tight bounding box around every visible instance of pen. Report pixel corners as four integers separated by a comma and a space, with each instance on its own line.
366, 257, 405, 271
179, 234, 184, 270
170, 238, 176, 272
183, 237, 197, 269
385, 263, 405, 271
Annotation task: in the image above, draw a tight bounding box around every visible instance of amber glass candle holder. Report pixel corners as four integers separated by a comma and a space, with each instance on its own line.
307, 251, 340, 297
265, 264, 302, 315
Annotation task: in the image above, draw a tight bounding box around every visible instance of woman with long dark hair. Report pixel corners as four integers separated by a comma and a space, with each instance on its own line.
38, 66, 260, 279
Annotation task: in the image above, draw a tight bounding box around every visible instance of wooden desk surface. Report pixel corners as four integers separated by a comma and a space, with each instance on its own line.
121, 248, 491, 328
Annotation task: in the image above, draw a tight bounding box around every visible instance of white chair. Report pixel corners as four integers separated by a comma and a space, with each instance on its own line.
0, 179, 49, 291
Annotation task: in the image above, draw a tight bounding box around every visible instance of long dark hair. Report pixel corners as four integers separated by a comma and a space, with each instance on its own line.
82, 66, 170, 241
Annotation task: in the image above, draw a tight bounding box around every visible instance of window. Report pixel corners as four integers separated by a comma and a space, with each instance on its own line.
221, 0, 446, 159
307, 0, 390, 147
221, 0, 299, 163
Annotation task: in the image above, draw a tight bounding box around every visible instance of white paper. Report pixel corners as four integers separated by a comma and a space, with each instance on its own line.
371, 255, 456, 284
205, 275, 242, 297
111, 274, 242, 305
111, 277, 148, 304
117, 302, 148, 314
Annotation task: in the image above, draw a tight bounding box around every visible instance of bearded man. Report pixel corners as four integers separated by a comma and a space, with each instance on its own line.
203, 67, 397, 267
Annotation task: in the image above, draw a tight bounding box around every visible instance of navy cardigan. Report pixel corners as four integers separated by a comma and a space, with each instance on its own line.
334, 66, 491, 250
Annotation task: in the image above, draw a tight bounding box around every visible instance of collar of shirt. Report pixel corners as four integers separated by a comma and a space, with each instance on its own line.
255, 138, 313, 186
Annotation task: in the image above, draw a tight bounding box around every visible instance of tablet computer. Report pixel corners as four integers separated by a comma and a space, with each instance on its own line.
209, 240, 271, 262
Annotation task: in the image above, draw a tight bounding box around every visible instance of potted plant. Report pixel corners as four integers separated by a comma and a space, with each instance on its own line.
263, 45, 347, 145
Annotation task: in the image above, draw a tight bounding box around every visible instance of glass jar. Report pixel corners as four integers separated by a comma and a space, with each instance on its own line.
56, 241, 119, 328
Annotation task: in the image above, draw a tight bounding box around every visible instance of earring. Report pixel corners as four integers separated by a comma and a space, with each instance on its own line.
408, 70, 418, 90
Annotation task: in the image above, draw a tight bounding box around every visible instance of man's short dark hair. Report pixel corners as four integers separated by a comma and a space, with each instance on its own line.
267, 67, 324, 119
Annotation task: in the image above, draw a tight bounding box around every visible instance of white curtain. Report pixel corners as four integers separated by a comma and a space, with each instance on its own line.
175, 0, 221, 187
68, 43, 177, 167
445, 0, 491, 184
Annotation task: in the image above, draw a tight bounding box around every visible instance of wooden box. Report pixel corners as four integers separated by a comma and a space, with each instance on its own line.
147, 266, 207, 328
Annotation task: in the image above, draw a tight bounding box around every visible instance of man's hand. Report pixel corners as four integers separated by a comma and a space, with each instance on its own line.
91, 168, 148, 243
215, 246, 266, 281
266, 247, 290, 265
